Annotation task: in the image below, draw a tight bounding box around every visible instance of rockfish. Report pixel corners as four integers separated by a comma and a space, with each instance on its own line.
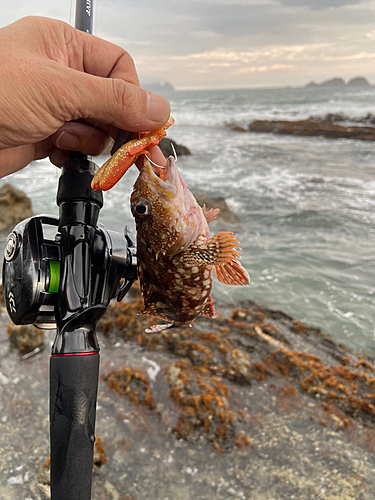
131, 157, 250, 331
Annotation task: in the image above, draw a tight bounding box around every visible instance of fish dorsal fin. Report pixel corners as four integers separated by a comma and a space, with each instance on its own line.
202, 204, 220, 224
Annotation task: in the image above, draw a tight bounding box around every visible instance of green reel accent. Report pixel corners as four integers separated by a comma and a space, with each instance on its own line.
48, 260, 60, 294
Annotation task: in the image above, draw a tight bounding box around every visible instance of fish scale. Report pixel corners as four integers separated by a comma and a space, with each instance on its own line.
138, 248, 213, 327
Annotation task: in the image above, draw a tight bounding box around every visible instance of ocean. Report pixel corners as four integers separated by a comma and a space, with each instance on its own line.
1, 86, 375, 355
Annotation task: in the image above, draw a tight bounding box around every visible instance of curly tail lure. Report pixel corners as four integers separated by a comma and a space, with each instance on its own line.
91, 117, 175, 191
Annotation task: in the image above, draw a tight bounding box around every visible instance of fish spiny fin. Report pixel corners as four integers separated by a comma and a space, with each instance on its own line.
202, 204, 220, 224
214, 259, 250, 286
183, 231, 242, 266
200, 296, 216, 318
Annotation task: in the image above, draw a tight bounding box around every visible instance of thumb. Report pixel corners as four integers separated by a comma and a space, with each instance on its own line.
63, 68, 171, 132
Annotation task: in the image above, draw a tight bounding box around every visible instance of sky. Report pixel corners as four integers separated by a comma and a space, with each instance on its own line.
1, 0, 375, 90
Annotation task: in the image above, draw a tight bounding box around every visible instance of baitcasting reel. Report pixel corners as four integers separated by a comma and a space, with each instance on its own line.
2, 213, 136, 332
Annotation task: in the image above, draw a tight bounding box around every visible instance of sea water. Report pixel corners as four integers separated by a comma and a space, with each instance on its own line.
1, 86, 374, 355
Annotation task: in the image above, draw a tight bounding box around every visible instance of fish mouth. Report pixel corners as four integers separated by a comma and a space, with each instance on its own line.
142, 156, 177, 198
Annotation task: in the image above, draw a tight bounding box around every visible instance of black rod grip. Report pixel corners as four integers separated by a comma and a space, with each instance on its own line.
50, 353, 99, 500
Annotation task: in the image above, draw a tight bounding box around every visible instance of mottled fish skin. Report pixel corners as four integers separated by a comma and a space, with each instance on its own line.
131, 157, 249, 328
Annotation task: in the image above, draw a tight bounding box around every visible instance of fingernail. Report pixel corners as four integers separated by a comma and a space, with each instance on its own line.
147, 92, 170, 123
55, 131, 80, 150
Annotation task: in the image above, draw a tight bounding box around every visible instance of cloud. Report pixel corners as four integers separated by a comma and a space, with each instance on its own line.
276, 0, 365, 11
0, 0, 374, 88
194, 3, 289, 38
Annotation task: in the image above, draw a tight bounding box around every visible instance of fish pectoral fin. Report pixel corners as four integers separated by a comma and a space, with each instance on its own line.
202, 204, 220, 224
183, 232, 250, 286
183, 231, 241, 266
200, 296, 216, 318
214, 259, 250, 286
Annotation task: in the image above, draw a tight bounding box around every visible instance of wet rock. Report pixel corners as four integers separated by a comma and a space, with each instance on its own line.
308, 177, 325, 184
224, 348, 252, 383
7, 322, 44, 355
324, 112, 350, 123
225, 123, 247, 132
159, 137, 191, 157
193, 192, 240, 225
0, 183, 33, 233
248, 119, 375, 141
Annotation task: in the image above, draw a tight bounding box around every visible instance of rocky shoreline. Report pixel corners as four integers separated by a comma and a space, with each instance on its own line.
0, 184, 33, 233
248, 119, 375, 142
1, 282, 375, 499
225, 116, 375, 142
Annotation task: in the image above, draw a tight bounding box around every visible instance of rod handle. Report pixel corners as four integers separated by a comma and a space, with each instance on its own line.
50, 353, 99, 500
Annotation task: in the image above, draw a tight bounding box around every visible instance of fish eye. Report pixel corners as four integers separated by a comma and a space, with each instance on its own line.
134, 200, 149, 217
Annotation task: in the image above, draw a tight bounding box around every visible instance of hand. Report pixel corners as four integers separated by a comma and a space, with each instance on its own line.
0, 16, 170, 177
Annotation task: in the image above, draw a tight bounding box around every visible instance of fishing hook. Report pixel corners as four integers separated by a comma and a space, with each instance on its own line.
147, 155, 166, 169
146, 142, 178, 170
171, 143, 178, 163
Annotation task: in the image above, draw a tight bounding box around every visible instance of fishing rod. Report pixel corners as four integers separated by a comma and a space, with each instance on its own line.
2, 1, 137, 498
75, 0, 93, 33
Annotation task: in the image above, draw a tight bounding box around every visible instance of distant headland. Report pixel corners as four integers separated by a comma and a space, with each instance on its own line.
304, 76, 372, 89
140, 76, 374, 93
141, 80, 175, 95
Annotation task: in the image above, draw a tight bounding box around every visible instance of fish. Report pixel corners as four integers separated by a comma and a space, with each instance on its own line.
130, 156, 250, 332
